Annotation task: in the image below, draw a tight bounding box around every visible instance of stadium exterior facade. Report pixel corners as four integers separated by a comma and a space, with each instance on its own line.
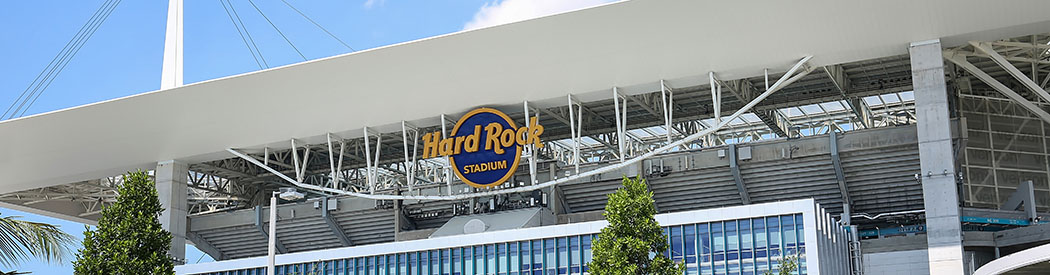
3, 0, 1050, 274
178, 200, 848, 275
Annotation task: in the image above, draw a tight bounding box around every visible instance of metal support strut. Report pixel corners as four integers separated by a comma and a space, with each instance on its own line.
226, 55, 815, 201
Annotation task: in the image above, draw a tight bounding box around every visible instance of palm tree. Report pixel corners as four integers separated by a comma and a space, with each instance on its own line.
0, 213, 76, 269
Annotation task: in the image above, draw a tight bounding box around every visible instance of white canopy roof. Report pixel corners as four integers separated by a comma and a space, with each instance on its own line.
2, 0, 1049, 193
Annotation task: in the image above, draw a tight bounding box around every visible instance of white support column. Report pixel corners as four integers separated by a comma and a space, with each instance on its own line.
161, 0, 183, 90
567, 95, 583, 174
524, 102, 538, 184
910, 39, 964, 274
156, 160, 188, 264
612, 88, 627, 162
709, 72, 721, 123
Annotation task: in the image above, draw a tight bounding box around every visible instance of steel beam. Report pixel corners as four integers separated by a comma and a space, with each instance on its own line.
829, 130, 851, 225
254, 205, 287, 254
226, 56, 815, 202
719, 77, 791, 137
824, 65, 873, 128
972, 41, 1050, 104
945, 51, 1050, 124
1000, 180, 1038, 222
727, 144, 751, 204
186, 231, 226, 261
321, 198, 353, 246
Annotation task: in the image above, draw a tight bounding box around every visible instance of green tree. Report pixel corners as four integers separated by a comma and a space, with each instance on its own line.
0, 213, 76, 272
764, 255, 799, 275
73, 171, 174, 275
590, 177, 684, 275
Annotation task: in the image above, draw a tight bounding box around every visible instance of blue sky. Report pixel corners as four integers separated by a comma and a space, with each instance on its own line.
0, 0, 613, 273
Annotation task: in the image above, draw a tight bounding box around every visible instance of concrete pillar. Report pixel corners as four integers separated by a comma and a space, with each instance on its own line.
909, 39, 964, 274
156, 160, 188, 264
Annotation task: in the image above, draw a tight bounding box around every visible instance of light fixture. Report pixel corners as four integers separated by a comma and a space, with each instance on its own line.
277, 187, 304, 201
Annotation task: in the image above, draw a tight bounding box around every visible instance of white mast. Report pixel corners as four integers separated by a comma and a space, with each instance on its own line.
161, 0, 184, 90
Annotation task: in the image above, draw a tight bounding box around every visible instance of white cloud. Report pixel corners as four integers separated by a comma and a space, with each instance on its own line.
364, 0, 385, 9
463, 0, 618, 30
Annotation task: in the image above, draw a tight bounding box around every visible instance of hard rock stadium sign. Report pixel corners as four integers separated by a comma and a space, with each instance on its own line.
421, 108, 544, 188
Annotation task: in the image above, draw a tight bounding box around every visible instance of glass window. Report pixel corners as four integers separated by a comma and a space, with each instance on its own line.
421, 252, 430, 275
740, 219, 753, 261
474, 246, 483, 275
365, 257, 374, 275
795, 214, 805, 252
486, 244, 496, 275
532, 240, 543, 275
402, 253, 411, 275
726, 221, 739, 261
442, 249, 452, 275
767, 217, 781, 257
684, 225, 697, 275
432, 250, 441, 275
568, 236, 580, 274
671, 226, 684, 261
510, 242, 520, 274
581, 235, 592, 273
663, 227, 672, 257
698, 223, 711, 264
544, 239, 556, 275
453, 248, 463, 275
494, 244, 504, 275
782, 215, 796, 255
557, 237, 568, 274
380, 255, 388, 275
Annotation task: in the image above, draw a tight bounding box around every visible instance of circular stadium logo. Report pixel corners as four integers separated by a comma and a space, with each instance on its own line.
420, 108, 543, 188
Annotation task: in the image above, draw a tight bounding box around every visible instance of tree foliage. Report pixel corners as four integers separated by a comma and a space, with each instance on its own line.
73, 171, 174, 275
763, 255, 799, 275
590, 177, 684, 275
0, 214, 76, 267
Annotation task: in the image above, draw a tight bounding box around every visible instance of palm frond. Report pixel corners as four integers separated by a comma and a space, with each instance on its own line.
0, 215, 76, 267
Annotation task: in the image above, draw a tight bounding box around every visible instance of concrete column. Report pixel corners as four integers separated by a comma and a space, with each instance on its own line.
156, 160, 188, 264
909, 39, 964, 274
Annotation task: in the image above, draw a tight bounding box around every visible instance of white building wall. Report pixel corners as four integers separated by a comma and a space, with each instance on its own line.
864, 249, 931, 275
177, 198, 845, 275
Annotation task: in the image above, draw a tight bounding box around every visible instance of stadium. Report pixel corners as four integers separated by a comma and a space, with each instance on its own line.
3, 0, 1050, 274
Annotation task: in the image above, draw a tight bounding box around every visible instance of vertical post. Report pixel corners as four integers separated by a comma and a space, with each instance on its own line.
709, 72, 721, 123
327, 134, 339, 189
612, 88, 626, 162
363, 128, 375, 193
267, 194, 277, 275
910, 39, 964, 274
661, 80, 673, 144
567, 96, 583, 174
161, 0, 183, 90
764, 68, 770, 91
441, 114, 453, 195
402, 121, 415, 192
524, 102, 538, 184
567, 95, 580, 174
156, 160, 188, 264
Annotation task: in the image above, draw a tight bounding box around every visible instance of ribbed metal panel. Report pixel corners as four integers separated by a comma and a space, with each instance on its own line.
649, 166, 741, 213
333, 209, 395, 245
840, 144, 923, 214
196, 225, 267, 259
742, 154, 844, 211
276, 218, 343, 252
560, 178, 623, 213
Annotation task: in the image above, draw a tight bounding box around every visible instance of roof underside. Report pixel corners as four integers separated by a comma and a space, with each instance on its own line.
2, 0, 1050, 195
